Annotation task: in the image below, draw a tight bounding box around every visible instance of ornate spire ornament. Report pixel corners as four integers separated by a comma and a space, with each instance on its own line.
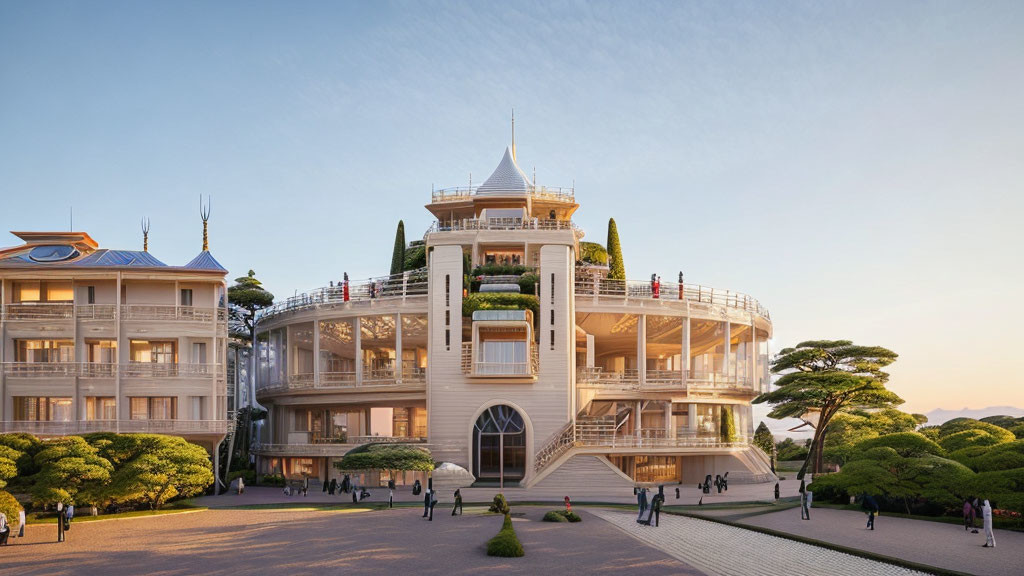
511, 107, 516, 161
141, 217, 150, 252
200, 195, 211, 251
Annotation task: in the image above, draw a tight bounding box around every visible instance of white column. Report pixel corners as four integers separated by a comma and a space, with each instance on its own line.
395, 312, 402, 384
586, 334, 594, 368
665, 402, 674, 438
682, 317, 690, 381
688, 403, 698, 433
722, 320, 731, 380
355, 317, 362, 386
313, 318, 320, 388
638, 314, 646, 385
750, 316, 757, 392
635, 400, 642, 440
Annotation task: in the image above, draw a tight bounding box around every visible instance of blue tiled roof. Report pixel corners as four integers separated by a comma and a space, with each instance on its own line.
183, 250, 227, 272
72, 249, 168, 267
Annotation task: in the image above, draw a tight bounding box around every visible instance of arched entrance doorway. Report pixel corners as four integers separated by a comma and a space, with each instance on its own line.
473, 404, 526, 483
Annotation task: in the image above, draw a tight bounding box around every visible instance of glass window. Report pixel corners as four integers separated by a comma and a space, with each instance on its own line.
13, 397, 73, 421
130, 397, 177, 420
85, 397, 117, 420
13, 281, 41, 302
46, 282, 73, 302
131, 341, 176, 363
180, 289, 193, 306
16, 340, 74, 363
86, 340, 117, 363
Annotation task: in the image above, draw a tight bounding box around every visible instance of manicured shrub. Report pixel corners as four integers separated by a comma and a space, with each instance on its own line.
578, 241, 608, 265
972, 440, 1024, 472
0, 490, 23, 530
463, 293, 539, 317
518, 273, 539, 295
938, 418, 1015, 444
606, 218, 625, 280
487, 513, 524, 557
260, 474, 286, 487
559, 510, 581, 522
488, 493, 509, 514
939, 430, 1003, 453
852, 432, 945, 459
543, 510, 568, 522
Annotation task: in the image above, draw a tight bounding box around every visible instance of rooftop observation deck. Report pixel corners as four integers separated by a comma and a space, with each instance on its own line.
575, 272, 770, 320
429, 185, 576, 204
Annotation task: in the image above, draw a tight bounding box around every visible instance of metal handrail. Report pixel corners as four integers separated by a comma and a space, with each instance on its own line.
121, 305, 226, 322
574, 271, 770, 320
0, 419, 231, 434
576, 367, 754, 392
257, 268, 429, 323
1, 303, 74, 319
430, 185, 575, 203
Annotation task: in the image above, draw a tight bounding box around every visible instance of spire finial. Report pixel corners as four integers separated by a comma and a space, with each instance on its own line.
511, 107, 516, 161
199, 195, 211, 251
141, 217, 150, 252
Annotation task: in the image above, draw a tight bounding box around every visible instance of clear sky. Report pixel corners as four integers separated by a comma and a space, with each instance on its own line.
2, 1, 1022, 415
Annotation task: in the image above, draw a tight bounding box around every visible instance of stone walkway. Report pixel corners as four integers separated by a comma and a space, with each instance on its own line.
743, 507, 1021, 576
590, 509, 931, 576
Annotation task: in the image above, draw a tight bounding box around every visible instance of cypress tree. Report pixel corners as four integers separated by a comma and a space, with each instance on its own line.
721, 406, 737, 443
606, 218, 625, 280
390, 220, 406, 276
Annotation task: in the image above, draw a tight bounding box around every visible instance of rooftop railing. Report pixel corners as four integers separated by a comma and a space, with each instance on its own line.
430, 185, 575, 204
256, 366, 428, 394
574, 271, 770, 320
576, 367, 757, 393
425, 218, 583, 238
257, 268, 429, 323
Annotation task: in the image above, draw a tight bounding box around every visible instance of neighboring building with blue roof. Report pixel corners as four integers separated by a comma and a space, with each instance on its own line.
0, 229, 232, 489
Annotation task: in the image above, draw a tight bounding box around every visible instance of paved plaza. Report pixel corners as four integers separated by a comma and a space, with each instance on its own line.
742, 507, 1021, 576
0, 506, 697, 576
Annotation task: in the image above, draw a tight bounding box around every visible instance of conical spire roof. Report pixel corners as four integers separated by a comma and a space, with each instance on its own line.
476, 147, 532, 196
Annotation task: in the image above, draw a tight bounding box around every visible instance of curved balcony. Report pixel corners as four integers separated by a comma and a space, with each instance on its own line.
574, 271, 770, 320
430, 185, 575, 204
256, 367, 427, 395
576, 367, 758, 394
255, 436, 427, 457
424, 218, 584, 242
1, 304, 227, 323
257, 269, 428, 325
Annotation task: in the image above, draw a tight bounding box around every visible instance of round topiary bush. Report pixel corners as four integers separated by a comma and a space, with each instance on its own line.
487, 513, 524, 557
543, 510, 569, 522
488, 493, 510, 514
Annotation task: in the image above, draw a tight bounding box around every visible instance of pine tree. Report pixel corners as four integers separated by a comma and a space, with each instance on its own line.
720, 406, 737, 443
390, 220, 406, 276
606, 218, 625, 280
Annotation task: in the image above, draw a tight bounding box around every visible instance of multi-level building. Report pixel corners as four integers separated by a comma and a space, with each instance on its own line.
255, 142, 775, 493
0, 229, 231, 486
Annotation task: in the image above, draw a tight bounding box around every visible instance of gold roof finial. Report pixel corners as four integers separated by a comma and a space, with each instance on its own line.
141, 217, 150, 252
199, 195, 211, 251
511, 107, 516, 161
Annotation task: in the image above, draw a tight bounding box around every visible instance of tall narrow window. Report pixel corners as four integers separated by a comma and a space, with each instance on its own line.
87, 286, 96, 304
180, 289, 193, 306
445, 274, 450, 306
550, 273, 555, 302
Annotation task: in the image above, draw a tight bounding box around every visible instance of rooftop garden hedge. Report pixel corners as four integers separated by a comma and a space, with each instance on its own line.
463, 293, 539, 318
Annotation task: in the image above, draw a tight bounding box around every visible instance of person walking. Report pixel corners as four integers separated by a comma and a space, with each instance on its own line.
862, 494, 879, 530
0, 511, 10, 546
238, 476, 245, 495
964, 497, 976, 532
636, 487, 649, 523
388, 479, 395, 509
799, 480, 810, 520
322, 477, 329, 494
56, 502, 66, 543
328, 478, 337, 495
452, 488, 463, 516
982, 500, 996, 548
302, 476, 309, 497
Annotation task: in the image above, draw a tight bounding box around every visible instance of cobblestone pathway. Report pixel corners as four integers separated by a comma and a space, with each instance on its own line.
590, 509, 931, 576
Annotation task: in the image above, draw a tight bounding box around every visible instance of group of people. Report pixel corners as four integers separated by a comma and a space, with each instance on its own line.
963, 496, 997, 548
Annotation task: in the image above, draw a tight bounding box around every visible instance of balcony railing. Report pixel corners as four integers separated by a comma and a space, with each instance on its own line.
1, 303, 74, 320
121, 305, 226, 322
257, 268, 429, 324
1, 362, 221, 378
1, 304, 226, 322
430, 185, 575, 204
574, 271, 770, 320
255, 436, 428, 456
573, 422, 750, 449
256, 367, 427, 394
0, 419, 231, 435
461, 343, 539, 377
576, 367, 755, 393
425, 218, 582, 237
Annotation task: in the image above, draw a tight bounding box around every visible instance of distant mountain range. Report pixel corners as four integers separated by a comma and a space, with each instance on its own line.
923, 406, 1024, 426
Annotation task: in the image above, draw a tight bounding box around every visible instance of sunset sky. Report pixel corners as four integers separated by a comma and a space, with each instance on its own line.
2, 1, 1022, 415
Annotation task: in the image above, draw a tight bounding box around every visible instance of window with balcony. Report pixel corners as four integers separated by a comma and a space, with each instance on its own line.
130, 397, 177, 420
361, 315, 396, 380
86, 340, 117, 363
85, 397, 117, 420
15, 340, 74, 363
478, 339, 528, 374
401, 314, 428, 381
130, 340, 177, 363
12, 280, 73, 303
14, 397, 73, 421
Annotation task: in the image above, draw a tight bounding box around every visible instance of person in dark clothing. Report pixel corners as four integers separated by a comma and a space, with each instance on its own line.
636, 488, 649, 523
388, 479, 396, 508
861, 493, 879, 530
799, 480, 810, 520
651, 486, 665, 527
56, 502, 66, 543
423, 487, 431, 518
774, 482, 780, 500
714, 475, 723, 494
452, 489, 463, 516
412, 479, 422, 496
329, 478, 337, 495
341, 475, 351, 494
